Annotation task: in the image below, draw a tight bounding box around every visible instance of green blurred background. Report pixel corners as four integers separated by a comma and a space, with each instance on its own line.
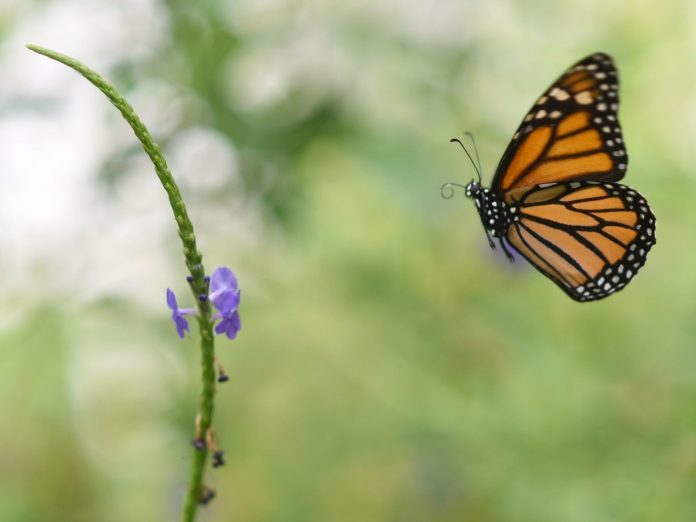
0, 0, 694, 520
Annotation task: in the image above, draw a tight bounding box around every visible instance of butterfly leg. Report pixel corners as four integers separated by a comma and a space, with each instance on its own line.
499, 237, 515, 263
484, 229, 496, 250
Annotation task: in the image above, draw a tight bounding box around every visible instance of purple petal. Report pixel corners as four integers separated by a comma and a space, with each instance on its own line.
210, 267, 238, 294
166, 288, 177, 310
224, 311, 241, 340
229, 311, 241, 337
214, 310, 240, 340
213, 289, 240, 315
175, 316, 190, 339
214, 317, 228, 335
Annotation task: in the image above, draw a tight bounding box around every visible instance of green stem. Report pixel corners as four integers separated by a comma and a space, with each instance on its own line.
27, 44, 217, 522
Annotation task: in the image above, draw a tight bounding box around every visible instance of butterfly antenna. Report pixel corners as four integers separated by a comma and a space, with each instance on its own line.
440, 182, 468, 199
450, 137, 482, 184
464, 131, 483, 180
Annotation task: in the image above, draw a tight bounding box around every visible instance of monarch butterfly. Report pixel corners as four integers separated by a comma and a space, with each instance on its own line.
443, 53, 655, 302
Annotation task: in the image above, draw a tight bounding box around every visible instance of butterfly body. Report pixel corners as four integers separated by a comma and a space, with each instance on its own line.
457, 53, 656, 302
465, 181, 513, 239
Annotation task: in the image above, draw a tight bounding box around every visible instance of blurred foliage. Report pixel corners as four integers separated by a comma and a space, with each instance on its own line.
3, 0, 696, 521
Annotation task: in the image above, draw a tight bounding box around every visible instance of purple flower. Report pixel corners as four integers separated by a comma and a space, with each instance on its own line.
166, 288, 197, 339
209, 267, 241, 340
215, 309, 241, 340
209, 267, 240, 314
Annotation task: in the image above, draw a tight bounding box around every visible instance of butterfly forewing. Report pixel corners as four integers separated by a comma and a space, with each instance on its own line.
493, 53, 628, 198
506, 181, 655, 301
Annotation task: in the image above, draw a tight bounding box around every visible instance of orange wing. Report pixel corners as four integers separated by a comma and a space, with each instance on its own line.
492, 53, 627, 198
506, 181, 655, 301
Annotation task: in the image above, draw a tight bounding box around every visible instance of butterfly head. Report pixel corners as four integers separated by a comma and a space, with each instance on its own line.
464, 180, 481, 198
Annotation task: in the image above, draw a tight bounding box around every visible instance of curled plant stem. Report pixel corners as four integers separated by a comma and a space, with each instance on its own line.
27, 44, 217, 522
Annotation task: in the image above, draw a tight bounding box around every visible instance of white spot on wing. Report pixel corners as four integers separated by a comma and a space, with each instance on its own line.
550, 87, 570, 101
575, 91, 593, 105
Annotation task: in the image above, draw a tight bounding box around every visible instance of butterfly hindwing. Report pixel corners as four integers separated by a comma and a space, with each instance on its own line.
505, 181, 655, 302
492, 53, 628, 197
